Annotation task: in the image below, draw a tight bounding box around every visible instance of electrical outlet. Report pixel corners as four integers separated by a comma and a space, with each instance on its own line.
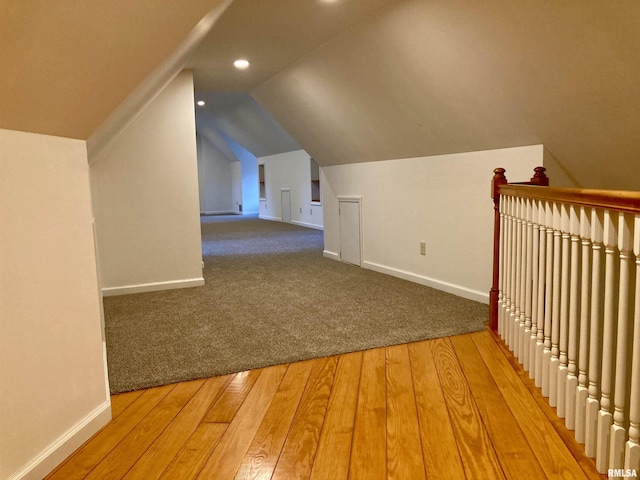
300, 208, 302, 213
420, 241, 426, 255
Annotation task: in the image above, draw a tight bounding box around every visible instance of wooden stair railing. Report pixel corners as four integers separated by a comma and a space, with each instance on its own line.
490, 167, 549, 332
490, 167, 640, 475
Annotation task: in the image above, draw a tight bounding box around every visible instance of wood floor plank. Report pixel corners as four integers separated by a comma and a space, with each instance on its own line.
46, 333, 603, 480
270, 356, 338, 480
450, 334, 547, 479
196, 364, 288, 480
431, 337, 506, 479
84, 380, 204, 480
407, 340, 466, 480
487, 329, 605, 480
46, 384, 175, 480
123, 375, 233, 479
235, 360, 315, 480
202, 369, 262, 423
349, 347, 387, 480
159, 423, 228, 480
309, 351, 362, 480
386, 344, 426, 480
111, 390, 146, 419
471, 330, 589, 479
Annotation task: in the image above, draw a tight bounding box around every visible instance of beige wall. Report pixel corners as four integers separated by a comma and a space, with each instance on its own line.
91, 71, 204, 295
322, 145, 543, 302
0, 129, 110, 479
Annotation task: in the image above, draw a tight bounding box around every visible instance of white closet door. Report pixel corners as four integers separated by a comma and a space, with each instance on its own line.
339, 199, 361, 266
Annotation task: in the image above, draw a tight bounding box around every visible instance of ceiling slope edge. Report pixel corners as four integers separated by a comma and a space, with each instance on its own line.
87, 0, 234, 163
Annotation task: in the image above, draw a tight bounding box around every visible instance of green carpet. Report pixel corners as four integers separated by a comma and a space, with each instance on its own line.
104, 215, 487, 393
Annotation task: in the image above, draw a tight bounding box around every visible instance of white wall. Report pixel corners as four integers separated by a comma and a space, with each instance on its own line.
322, 145, 544, 303
91, 71, 204, 295
257, 149, 323, 229
0, 129, 110, 480
224, 135, 259, 215
196, 132, 235, 214
230, 160, 243, 213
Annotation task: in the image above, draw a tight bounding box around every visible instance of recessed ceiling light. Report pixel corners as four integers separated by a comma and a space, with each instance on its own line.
197, 101, 205, 106
234, 59, 250, 70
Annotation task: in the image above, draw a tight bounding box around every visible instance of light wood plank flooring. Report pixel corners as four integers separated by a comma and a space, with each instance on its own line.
46, 330, 604, 479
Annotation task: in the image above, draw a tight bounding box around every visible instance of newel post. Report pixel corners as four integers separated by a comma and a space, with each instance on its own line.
490, 168, 508, 331
531, 166, 549, 186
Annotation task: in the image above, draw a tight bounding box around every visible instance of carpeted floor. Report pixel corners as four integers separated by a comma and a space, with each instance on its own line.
104, 215, 488, 393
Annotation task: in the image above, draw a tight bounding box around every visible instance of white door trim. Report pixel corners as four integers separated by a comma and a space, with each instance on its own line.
337, 196, 363, 266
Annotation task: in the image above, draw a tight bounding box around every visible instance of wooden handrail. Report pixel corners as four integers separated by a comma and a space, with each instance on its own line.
499, 184, 640, 214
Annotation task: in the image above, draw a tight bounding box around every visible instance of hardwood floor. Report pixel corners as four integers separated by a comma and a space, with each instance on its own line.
46, 330, 604, 479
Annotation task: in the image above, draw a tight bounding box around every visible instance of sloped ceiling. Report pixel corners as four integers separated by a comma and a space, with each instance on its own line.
194, 92, 300, 157
250, 0, 640, 190
0, 0, 228, 139
187, 0, 397, 158
187, 0, 398, 91
4, 0, 640, 190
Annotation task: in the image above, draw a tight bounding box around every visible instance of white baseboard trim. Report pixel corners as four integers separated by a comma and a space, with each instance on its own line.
362, 261, 489, 304
201, 210, 237, 215
259, 215, 282, 222
291, 220, 323, 231
323, 250, 340, 261
9, 400, 112, 480
102, 277, 205, 297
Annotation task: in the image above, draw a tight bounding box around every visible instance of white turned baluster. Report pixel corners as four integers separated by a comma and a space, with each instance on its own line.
498, 196, 506, 339
609, 213, 634, 469
542, 200, 555, 396
522, 198, 534, 369
565, 204, 581, 429
625, 214, 640, 472
514, 198, 524, 357
535, 200, 548, 388
557, 203, 571, 417
586, 208, 605, 458
503, 196, 514, 346
509, 196, 518, 349
596, 209, 619, 473
550, 201, 562, 406
576, 206, 592, 443
529, 199, 541, 379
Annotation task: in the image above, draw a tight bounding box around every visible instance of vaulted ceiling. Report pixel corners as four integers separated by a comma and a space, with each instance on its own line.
3, 0, 640, 189
0, 0, 228, 139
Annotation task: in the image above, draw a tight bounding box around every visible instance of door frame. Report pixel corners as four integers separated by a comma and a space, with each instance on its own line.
337, 196, 363, 266
280, 188, 291, 223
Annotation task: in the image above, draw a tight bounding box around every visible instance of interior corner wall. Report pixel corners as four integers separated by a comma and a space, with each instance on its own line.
196, 133, 235, 214
223, 136, 259, 215
257, 149, 323, 229
90, 70, 204, 295
322, 145, 544, 303
0, 129, 110, 480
